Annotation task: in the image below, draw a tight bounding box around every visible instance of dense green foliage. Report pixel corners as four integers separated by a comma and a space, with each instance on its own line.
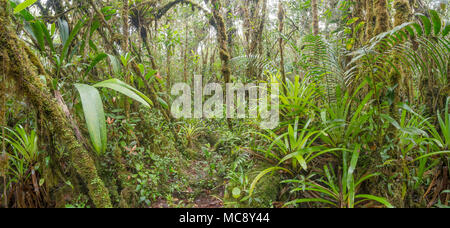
0, 0, 448, 208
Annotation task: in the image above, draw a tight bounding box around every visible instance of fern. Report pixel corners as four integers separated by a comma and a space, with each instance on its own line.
352, 10, 449, 90
286, 34, 356, 103
230, 54, 278, 78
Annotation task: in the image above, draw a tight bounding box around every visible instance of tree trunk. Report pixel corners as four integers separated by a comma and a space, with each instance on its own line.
122, 0, 130, 116
242, 0, 267, 79
394, 0, 412, 27
365, 0, 375, 41
211, 0, 232, 84
374, 0, 391, 35
278, 1, 287, 92
0, 0, 112, 208
312, 0, 319, 35
353, 0, 364, 47
393, 0, 414, 103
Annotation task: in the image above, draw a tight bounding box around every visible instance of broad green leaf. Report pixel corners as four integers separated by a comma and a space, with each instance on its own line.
405, 25, 415, 38
58, 18, 69, 45
51, 23, 56, 36
429, 10, 441, 36
84, 53, 107, 77
347, 17, 359, 25
40, 21, 55, 53
14, 0, 37, 14
10, 1, 35, 21
94, 79, 153, 108
29, 21, 44, 52
443, 21, 450, 36
157, 97, 169, 110
295, 154, 308, 171
62, 19, 84, 62
418, 14, 432, 36
74, 84, 107, 155
411, 23, 423, 36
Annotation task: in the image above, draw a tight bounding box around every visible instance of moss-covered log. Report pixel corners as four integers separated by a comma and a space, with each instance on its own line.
0, 0, 112, 208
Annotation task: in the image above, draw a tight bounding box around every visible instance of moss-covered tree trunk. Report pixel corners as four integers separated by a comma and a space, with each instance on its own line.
243, 0, 267, 79
312, 0, 319, 35
365, 0, 375, 41
353, 0, 364, 47
0, 0, 112, 208
211, 0, 231, 84
278, 1, 287, 90
393, 0, 413, 103
373, 0, 391, 35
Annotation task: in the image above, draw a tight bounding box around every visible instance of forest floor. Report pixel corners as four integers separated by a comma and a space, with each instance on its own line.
151, 142, 226, 208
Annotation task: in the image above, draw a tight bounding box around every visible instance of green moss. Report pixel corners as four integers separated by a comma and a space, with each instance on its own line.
394, 0, 412, 27
365, 0, 375, 41
374, 0, 391, 35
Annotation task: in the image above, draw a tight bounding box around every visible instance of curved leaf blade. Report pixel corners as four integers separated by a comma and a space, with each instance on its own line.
418, 14, 432, 36
75, 84, 107, 155
356, 194, 394, 208
14, 0, 37, 14
94, 79, 153, 108
249, 167, 292, 197
429, 10, 441, 36
62, 19, 84, 62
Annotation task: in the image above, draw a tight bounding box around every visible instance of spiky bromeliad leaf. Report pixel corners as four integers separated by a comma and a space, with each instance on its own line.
93, 78, 153, 107
75, 84, 107, 155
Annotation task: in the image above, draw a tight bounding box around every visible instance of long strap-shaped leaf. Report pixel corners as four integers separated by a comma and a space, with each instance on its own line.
75, 84, 107, 155
13, 0, 37, 14
62, 19, 85, 63
93, 78, 153, 107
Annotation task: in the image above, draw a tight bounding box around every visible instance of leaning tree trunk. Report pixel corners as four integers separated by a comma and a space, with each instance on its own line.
0, 0, 112, 208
